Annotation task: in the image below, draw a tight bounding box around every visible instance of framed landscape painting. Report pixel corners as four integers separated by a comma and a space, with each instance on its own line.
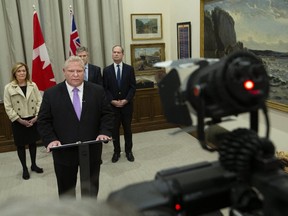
130, 43, 165, 75
200, 0, 288, 112
131, 14, 162, 40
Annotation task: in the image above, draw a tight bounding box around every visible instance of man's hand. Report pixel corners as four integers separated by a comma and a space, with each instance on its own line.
111, 99, 128, 107
119, 99, 128, 106
46, 140, 61, 152
96, 135, 112, 143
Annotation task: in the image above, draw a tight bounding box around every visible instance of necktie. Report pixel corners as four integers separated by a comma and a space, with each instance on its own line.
84, 65, 88, 81
72, 88, 81, 120
116, 64, 121, 87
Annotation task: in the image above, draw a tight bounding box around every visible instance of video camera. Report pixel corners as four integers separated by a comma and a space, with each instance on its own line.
107, 51, 288, 216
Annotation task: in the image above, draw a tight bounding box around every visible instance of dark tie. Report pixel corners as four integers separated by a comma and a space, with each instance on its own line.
72, 87, 81, 120
116, 64, 121, 87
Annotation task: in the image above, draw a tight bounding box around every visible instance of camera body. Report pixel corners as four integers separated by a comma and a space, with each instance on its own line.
108, 51, 288, 216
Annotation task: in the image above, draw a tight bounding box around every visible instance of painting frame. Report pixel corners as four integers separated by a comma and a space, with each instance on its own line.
131, 13, 163, 40
130, 43, 165, 76
177, 22, 192, 59
200, 0, 288, 113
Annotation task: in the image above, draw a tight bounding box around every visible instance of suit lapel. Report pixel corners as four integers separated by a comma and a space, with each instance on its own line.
60, 82, 79, 120
111, 64, 120, 88
121, 63, 129, 87
81, 82, 89, 119
88, 64, 93, 81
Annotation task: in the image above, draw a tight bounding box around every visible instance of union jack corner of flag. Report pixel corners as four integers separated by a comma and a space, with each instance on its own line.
70, 14, 81, 54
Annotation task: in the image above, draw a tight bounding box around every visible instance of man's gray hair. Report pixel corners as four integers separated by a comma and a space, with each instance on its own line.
76, 46, 89, 54
63, 55, 85, 69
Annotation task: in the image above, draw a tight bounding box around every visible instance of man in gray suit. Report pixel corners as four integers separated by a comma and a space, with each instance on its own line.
37, 56, 114, 198
76, 46, 103, 85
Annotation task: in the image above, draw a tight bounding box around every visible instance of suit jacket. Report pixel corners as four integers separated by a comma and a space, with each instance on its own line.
37, 81, 114, 165
103, 63, 136, 110
87, 64, 102, 86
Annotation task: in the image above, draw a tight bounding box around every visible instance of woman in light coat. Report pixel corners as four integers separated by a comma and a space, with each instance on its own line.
4, 62, 43, 180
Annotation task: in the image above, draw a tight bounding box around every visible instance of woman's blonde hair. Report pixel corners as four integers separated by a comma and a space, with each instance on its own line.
11, 62, 30, 82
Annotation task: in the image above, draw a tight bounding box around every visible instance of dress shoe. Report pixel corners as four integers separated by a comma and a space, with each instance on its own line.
112, 153, 120, 163
22, 168, 30, 180
126, 152, 135, 162
31, 165, 44, 173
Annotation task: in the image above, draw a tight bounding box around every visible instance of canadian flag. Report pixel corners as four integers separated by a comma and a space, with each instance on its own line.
32, 11, 56, 91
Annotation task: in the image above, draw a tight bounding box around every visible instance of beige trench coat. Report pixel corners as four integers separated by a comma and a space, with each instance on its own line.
4, 81, 42, 122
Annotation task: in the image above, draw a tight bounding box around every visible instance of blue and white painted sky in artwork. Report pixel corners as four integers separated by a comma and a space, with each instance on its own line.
205, 0, 288, 52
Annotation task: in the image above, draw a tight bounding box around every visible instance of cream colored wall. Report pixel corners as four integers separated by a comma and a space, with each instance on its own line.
122, 0, 200, 64
169, 0, 201, 59
121, 0, 200, 82
122, 0, 171, 65
122, 0, 288, 151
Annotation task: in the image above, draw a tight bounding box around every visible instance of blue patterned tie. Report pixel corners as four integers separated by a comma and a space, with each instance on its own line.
84, 65, 88, 81
116, 64, 121, 87
72, 88, 81, 120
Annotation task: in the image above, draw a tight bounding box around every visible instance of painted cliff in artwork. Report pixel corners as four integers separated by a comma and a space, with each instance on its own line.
204, 0, 288, 106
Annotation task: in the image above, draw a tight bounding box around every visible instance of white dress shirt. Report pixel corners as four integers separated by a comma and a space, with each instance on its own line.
65, 81, 84, 108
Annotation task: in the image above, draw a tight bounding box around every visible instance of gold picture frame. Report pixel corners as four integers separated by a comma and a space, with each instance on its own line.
200, 0, 288, 113
130, 43, 165, 76
131, 14, 163, 40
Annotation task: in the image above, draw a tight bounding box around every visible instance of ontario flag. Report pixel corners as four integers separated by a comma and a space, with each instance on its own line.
69, 11, 81, 56
32, 11, 56, 91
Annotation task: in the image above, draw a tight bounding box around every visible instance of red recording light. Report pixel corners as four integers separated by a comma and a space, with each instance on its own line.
175, 203, 182, 211
193, 85, 201, 97
243, 80, 254, 90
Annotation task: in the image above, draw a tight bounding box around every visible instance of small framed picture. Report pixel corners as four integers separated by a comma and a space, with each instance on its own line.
131, 43, 165, 75
131, 14, 163, 40
177, 22, 191, 59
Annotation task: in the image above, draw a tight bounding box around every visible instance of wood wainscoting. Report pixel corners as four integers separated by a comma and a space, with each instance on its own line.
131, 87, 176, 132
0, 102, 15, 152
0, 87, 175, 153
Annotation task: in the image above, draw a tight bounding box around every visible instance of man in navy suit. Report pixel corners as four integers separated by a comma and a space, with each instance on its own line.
37, 56, 114, 198
76, 46, 103, 85
103, 45, 136, 163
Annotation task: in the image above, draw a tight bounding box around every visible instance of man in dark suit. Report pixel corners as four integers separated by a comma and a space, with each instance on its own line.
37, 56, 114, 198
76, 46, 103, 85
103, 45, 136, 163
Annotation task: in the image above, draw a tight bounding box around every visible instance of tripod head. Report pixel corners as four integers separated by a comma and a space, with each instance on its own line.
158, 51, 269, 151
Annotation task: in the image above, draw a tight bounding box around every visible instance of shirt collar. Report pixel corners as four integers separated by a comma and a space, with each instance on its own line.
114, 62, 123, 68
65, 81, 84, 92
